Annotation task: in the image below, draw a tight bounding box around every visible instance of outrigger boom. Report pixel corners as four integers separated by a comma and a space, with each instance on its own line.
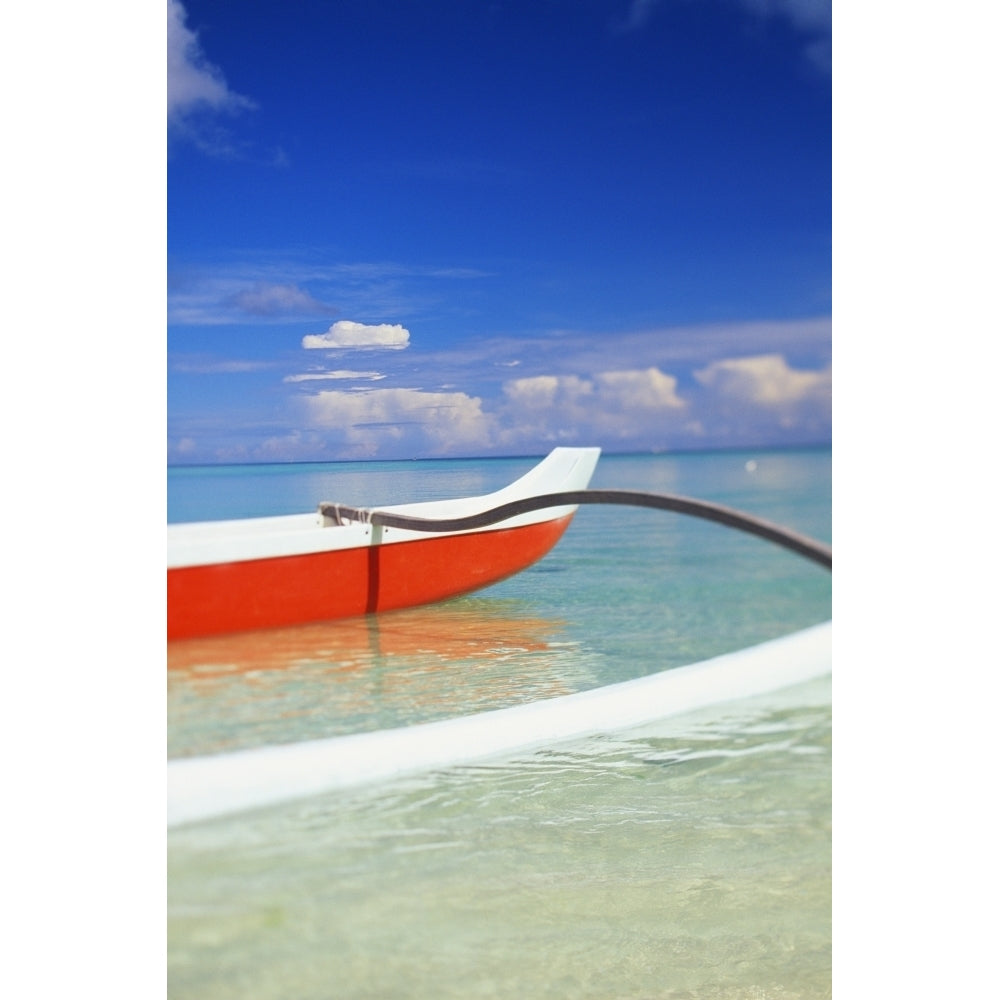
168, 447, 831, 641
321, 490, 831, 570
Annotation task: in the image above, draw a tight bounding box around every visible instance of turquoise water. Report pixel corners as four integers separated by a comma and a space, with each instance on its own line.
168, 448, 832, 998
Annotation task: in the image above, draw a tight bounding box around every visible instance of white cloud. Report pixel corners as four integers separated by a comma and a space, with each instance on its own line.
167, 0, 253, 127
498, 374, 597, 445
491, 358, 829, 452
693, 353, 831, 436
301, 387, 494, 457
593, 368, 685, 409
284, 370, 386, 383
502, 368, 686, 414
502, 374, 593, 411
170, 312, 831, 460
499, 367, 688, 445
694, 353, 830, 406
302, 321, 411, 351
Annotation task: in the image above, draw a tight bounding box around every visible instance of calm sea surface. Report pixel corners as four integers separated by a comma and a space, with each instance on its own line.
168, 448, 832, 999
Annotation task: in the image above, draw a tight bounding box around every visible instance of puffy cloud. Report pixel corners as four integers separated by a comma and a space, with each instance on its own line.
500, 367, 688, 445
301, 387, 494, 457
503, 374, 593, 411
167, 0, 253, 125
495, 357, 829, 450
694, 353, 829, 406
302, 321, 410, 351
593, 367, 685, 409
694, 353, 831, 435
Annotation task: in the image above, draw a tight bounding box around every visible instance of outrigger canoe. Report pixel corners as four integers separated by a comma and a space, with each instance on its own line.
168, 447, 601, 640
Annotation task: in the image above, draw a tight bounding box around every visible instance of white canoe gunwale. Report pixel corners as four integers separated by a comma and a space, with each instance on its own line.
168, 447, 601, 570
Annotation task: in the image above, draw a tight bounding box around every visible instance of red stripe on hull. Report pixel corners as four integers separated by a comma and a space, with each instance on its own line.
168, 514, 574, 640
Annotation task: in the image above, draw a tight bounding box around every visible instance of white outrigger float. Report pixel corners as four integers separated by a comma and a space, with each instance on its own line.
168, 622, 831, 827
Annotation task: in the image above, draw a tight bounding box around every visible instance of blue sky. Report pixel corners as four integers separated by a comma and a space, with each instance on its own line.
168, 0, 831, 463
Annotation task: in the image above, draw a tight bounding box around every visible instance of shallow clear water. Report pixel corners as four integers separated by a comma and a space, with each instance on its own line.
168, 448, 831, 998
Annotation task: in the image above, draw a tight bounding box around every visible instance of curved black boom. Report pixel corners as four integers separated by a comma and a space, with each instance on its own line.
319, 489, 832, 571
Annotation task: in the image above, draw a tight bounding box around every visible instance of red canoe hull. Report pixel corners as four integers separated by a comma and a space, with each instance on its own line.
168, 513, 574, 640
